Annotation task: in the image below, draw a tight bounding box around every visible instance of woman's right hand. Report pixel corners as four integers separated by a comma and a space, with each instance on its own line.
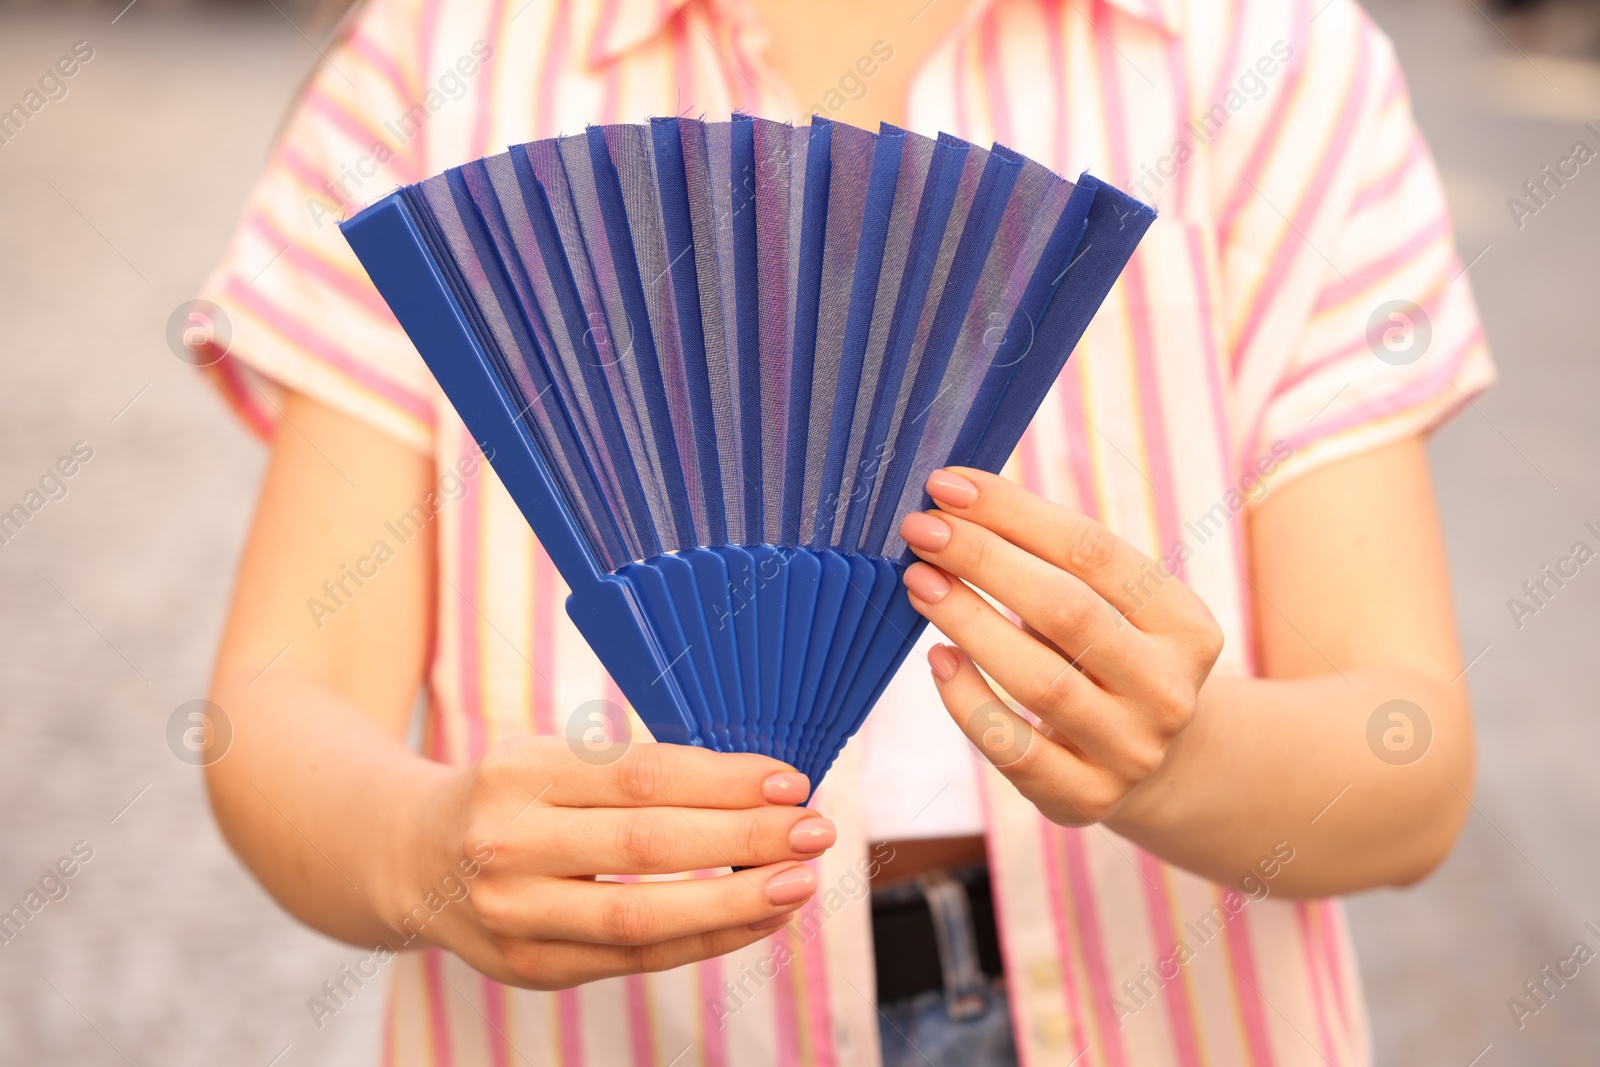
398, 737, 836, 990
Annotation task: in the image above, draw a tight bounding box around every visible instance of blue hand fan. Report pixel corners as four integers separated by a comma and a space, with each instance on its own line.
341, 115, 1153, 790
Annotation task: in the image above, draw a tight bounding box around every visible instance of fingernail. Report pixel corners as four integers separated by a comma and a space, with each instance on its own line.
928, 644, 959, 683
762, 772, 809, 803
903, 562, 952, 604
749, 911, 792, 931
927, 469, 979, 508
789, 817, 836, 853
899, 511, 951, 552
765, 866, 816, 906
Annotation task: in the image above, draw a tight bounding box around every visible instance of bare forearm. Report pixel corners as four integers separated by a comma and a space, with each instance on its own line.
1107, 668, 1473, 898
206, 668, 455, 948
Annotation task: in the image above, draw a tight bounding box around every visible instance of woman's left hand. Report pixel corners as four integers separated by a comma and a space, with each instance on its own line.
898, 467, 1225, 827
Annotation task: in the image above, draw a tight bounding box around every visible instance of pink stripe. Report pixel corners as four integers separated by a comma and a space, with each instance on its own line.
587, 0, 623, 67
472, 0, 508, 157
624, 974, 657, 1066
699, 951, 728, 1067
1205, 0, 1246, 108
1184, 229, 1257, 669
457, 430, 489, 764
556, 988, 586, 1066
483, 975, 511, 1067
303, 83, 392, 153
1055, 366, 1099, 518
278, 144, 350, 208
303, 86, 420, 184
1034, 825, 1091, 1061
974, 761, 1028, 1060
672, 15, 694, 119
346, 28, 415, 104
423, 950, 457, 1067
1231, 28, 1373, 375
1295, 904, 1339, 1065
1321, 903, 1354, 1037
1136, 855, 1204, 1067
1097, 30, 1185, 577
798, 879, 839, 1067
223, 278, 436, 429
1349, 131, 1424, 214
426, 688, 451, 764
770, 929, 801, 1067
979, 8, 1013, 146
203, 353, 276, 440
538, 0, 573, 133
1162, 32, 1191, 211
954, 27, 974, 138
247, 210, 397, 322
1278, 326, 1481, 454
600, 31, 621, 125
381, 979, 398, 1065
1060, 828, 1130, 1066
1310, 212, 1449, 316
1269, 283, 1447, 402
533, 547, 558, 736
416, 0, 444, 166
1375, 59, 1406, 112
1044, 0, 1067, 169
723, 12, 764, 112
1219, 899, 1277, 1067
1018, 423, 1044, 503
1219, 2, 1310, 241
1016, 443, 1093, 1059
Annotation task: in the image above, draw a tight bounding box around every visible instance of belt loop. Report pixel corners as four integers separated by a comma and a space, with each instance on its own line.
916, 869, 988, 1021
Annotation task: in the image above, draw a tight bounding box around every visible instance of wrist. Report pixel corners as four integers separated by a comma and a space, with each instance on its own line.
366, 756, 470, 949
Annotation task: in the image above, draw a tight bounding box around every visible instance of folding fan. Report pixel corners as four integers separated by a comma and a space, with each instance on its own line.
341, 115, 1153, 791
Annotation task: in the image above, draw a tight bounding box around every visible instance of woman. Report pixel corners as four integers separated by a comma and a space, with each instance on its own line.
199, 0, 1492, 1063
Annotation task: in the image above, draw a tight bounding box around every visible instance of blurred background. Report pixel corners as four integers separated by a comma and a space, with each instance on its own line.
1, 0, 1597, 1062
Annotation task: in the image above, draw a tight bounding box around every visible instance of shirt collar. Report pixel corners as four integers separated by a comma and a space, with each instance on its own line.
587, 0, 1182, 69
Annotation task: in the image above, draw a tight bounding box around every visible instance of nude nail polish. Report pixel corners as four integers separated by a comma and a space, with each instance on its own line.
928, 643, 959, 682
762, 772, 809, 803
903, 563, 952, 603
899, 511, 951, 552
765, 866, 816, 906
789, 817, 836, 853
927, 469, 979, 508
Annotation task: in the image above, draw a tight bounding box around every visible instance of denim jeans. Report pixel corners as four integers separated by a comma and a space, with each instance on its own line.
876, 979, 1019, 1067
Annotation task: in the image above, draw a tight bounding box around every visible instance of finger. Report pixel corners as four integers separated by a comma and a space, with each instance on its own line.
900, 508, 1153, 692
903, 560, 1129, 763
498, 861, 818, 944
925, 467, 1209, 635
928, 644, 1131, 827
531, 805, 836, 877
502, 920, 790, 990
538, 741, 810, 810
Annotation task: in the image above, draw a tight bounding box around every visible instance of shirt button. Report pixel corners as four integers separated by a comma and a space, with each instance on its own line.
1027, 958, 1061, 990
1035, 1011, 1072, 1047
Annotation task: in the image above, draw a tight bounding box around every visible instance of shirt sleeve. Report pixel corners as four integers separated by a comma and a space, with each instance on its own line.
196, 0, 439, 452
1243, 6, 1494, 490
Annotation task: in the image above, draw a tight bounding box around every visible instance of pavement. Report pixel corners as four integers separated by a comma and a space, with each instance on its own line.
0, 0, 1597, 1064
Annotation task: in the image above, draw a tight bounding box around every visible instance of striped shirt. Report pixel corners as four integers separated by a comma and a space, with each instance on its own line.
200, 0, 1493, 1063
